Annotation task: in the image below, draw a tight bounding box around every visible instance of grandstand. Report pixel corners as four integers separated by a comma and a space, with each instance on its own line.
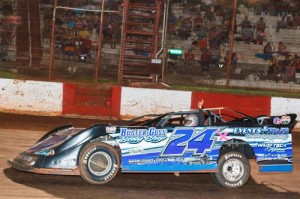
1, 0, 300, 89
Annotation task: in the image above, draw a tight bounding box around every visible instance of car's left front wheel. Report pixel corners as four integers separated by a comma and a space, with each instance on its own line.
79, 142, 120, 184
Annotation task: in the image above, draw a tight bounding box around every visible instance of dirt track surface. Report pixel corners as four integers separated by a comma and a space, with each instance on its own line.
0, 113, 300, 199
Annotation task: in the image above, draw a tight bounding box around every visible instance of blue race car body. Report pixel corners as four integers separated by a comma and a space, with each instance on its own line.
8, 108, 297, 188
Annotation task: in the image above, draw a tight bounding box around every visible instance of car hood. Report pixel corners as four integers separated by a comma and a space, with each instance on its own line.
27, 127, 84, 153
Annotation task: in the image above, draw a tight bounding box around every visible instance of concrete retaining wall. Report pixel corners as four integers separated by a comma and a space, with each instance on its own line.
0, 78, 299, 128
0, 79, 63, 115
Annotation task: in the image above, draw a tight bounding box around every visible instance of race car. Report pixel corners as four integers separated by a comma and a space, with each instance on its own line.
8, 107, 297, 188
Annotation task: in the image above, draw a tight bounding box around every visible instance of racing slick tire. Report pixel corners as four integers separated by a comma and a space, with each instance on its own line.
79, 142, 120, 185
210, 151, 250, 188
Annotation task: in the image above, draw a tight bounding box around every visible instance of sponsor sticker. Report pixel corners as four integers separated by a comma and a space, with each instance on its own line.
273, 116, 291, 125
280, 115, 291, 125
106, 126, 117, 133
273, 117, 281, 125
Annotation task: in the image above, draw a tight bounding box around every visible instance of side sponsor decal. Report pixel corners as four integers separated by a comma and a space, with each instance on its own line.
119, 127, 167, 144
255, 142, 292, 163
232, 127, 289, 140
257, 143, 287, 152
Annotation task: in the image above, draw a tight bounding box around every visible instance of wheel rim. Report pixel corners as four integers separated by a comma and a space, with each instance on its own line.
88, 151, 112, 176
222, 158, 244, 182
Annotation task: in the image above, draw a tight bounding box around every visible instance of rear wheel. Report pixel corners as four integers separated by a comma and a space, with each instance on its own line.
79, 142, 120, 184
210, 151, 250, 188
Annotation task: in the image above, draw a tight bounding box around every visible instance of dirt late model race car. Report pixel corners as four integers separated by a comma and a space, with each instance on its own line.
8, 107, 297, 188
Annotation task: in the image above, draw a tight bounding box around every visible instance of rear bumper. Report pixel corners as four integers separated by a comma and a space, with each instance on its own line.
258, 164, 293, 173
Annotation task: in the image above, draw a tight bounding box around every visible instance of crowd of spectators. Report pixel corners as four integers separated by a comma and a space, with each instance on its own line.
168, 1, 236, 72
267, 53, 300, 83
236, 15, 267, 45
0, 0, 15, 61
41, 0, 122, 62
0, 0, 300, 83
165, 0, 300, 83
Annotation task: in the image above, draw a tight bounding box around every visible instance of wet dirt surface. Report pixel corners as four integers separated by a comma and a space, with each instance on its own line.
0, 113, 299, 199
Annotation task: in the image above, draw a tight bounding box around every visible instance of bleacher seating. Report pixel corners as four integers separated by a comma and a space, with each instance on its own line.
4, 0, 300, 81
214, 6, 299, 72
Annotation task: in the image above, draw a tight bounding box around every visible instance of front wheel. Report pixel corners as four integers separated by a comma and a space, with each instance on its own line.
79, 142, 120, 184
210, 151, 250, 188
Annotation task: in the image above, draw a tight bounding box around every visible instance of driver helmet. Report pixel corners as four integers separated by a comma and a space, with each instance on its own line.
184, 114, 199, 126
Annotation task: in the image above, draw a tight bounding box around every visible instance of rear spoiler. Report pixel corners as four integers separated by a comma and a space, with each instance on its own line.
287, 113, 297, 129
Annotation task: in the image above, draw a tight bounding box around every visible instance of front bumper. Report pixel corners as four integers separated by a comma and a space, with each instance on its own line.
8, 158, 80, 176
8, 159, 34, 172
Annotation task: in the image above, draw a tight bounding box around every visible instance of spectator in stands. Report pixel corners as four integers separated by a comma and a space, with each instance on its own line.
110, 23, 118, 49
106, 15, 120, 49
199, 48, 211, 71
63, 39, 77, 60
241, 24, 254, 44
219, 16, 230, 46
197, 26, 207, 39
86, 14, 95, 32
0, 39, 8, 61
222, 15, 231, 33
280, 54, 292, 82
208, 26, 220, 48
193, 14, 203, 31
175, 15, 183, 27
247, 0, 261, 14
291, 54, 300, 80
292, 13, 300, 29
276, 16, 287, 32
277, 41, 289, 56
201, 0, 213, 11
2, 0, 13, 16
177, 17, 192, 40
264, 42, 273, 58
205, 7, 215, 21
224, 50, 238, 73
78, 35, 93, 62
168, 13, 177, 25
78, 25, 91, 38
198, 36, 208, 52
175, 16, 183, 38
286, 16, 294, 28
197, 26, 208, 51
255, 42, 273, 60
241, 15, 251, 30
274, 0, 289, 17
183, 17, 193, 31
66, 17, 76, 35
210, 46, 221, 67
75, 17, 86, 35
268, 57, 279, 81
255, 17, 266, 45
81, 36, 92, 53
268, 57, 283, 82
168, 13, 177, 37
184, 48, 195, 71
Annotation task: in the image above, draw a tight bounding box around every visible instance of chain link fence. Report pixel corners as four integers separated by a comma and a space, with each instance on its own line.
1, 0, 300, 90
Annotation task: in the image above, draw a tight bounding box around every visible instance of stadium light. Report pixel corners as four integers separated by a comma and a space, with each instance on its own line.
168, 48, 183, 55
